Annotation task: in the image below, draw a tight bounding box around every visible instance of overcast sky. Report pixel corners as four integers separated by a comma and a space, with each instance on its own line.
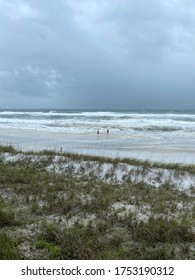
0, 0, 195, 109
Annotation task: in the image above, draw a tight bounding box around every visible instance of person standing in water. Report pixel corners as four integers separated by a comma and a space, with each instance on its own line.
106, 128, 109, 134
97, 129, 99, 134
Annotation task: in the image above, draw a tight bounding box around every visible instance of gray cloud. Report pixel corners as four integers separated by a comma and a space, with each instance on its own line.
0, 0, 195, 109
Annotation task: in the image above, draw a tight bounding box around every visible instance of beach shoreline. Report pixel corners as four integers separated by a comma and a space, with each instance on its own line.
1, 127, 195, 165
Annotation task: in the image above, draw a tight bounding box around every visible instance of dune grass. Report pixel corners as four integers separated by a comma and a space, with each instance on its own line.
0, 145, 194, 260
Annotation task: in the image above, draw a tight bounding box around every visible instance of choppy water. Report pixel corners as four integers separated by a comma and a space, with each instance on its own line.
0, 109, 195, 140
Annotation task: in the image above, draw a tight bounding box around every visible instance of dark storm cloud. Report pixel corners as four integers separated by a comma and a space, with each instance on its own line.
0, 0, 195, 109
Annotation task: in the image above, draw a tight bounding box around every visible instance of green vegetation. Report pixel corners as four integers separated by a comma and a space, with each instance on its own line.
0, 145, 194, 259
0, 232, 20, 260
0, 145, 18, 154
0, 200, 18, 227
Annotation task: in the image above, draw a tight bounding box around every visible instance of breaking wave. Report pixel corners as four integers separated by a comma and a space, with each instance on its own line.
0, 109, 195, 139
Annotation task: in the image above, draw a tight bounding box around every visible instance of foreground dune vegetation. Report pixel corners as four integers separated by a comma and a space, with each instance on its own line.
0, 145, 195, 260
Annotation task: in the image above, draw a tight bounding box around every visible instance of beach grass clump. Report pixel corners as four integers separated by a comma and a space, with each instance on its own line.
129, 217, 195, 243
0, 200, 18, 227
35, 240, 61, 259
0, 232, 21, 260
0, 145, 18, 154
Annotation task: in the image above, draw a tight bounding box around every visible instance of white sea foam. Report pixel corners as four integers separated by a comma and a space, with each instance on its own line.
0, 109, 195, 142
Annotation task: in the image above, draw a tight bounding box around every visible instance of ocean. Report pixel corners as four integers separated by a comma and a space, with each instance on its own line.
0, 109, 195, 139
0, 109, 195, 163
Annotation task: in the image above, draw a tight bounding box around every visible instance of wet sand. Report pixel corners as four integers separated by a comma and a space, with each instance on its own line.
1, 127, 195, 164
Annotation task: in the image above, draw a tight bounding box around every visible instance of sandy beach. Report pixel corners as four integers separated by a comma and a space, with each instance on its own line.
1, 127, 195, 164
